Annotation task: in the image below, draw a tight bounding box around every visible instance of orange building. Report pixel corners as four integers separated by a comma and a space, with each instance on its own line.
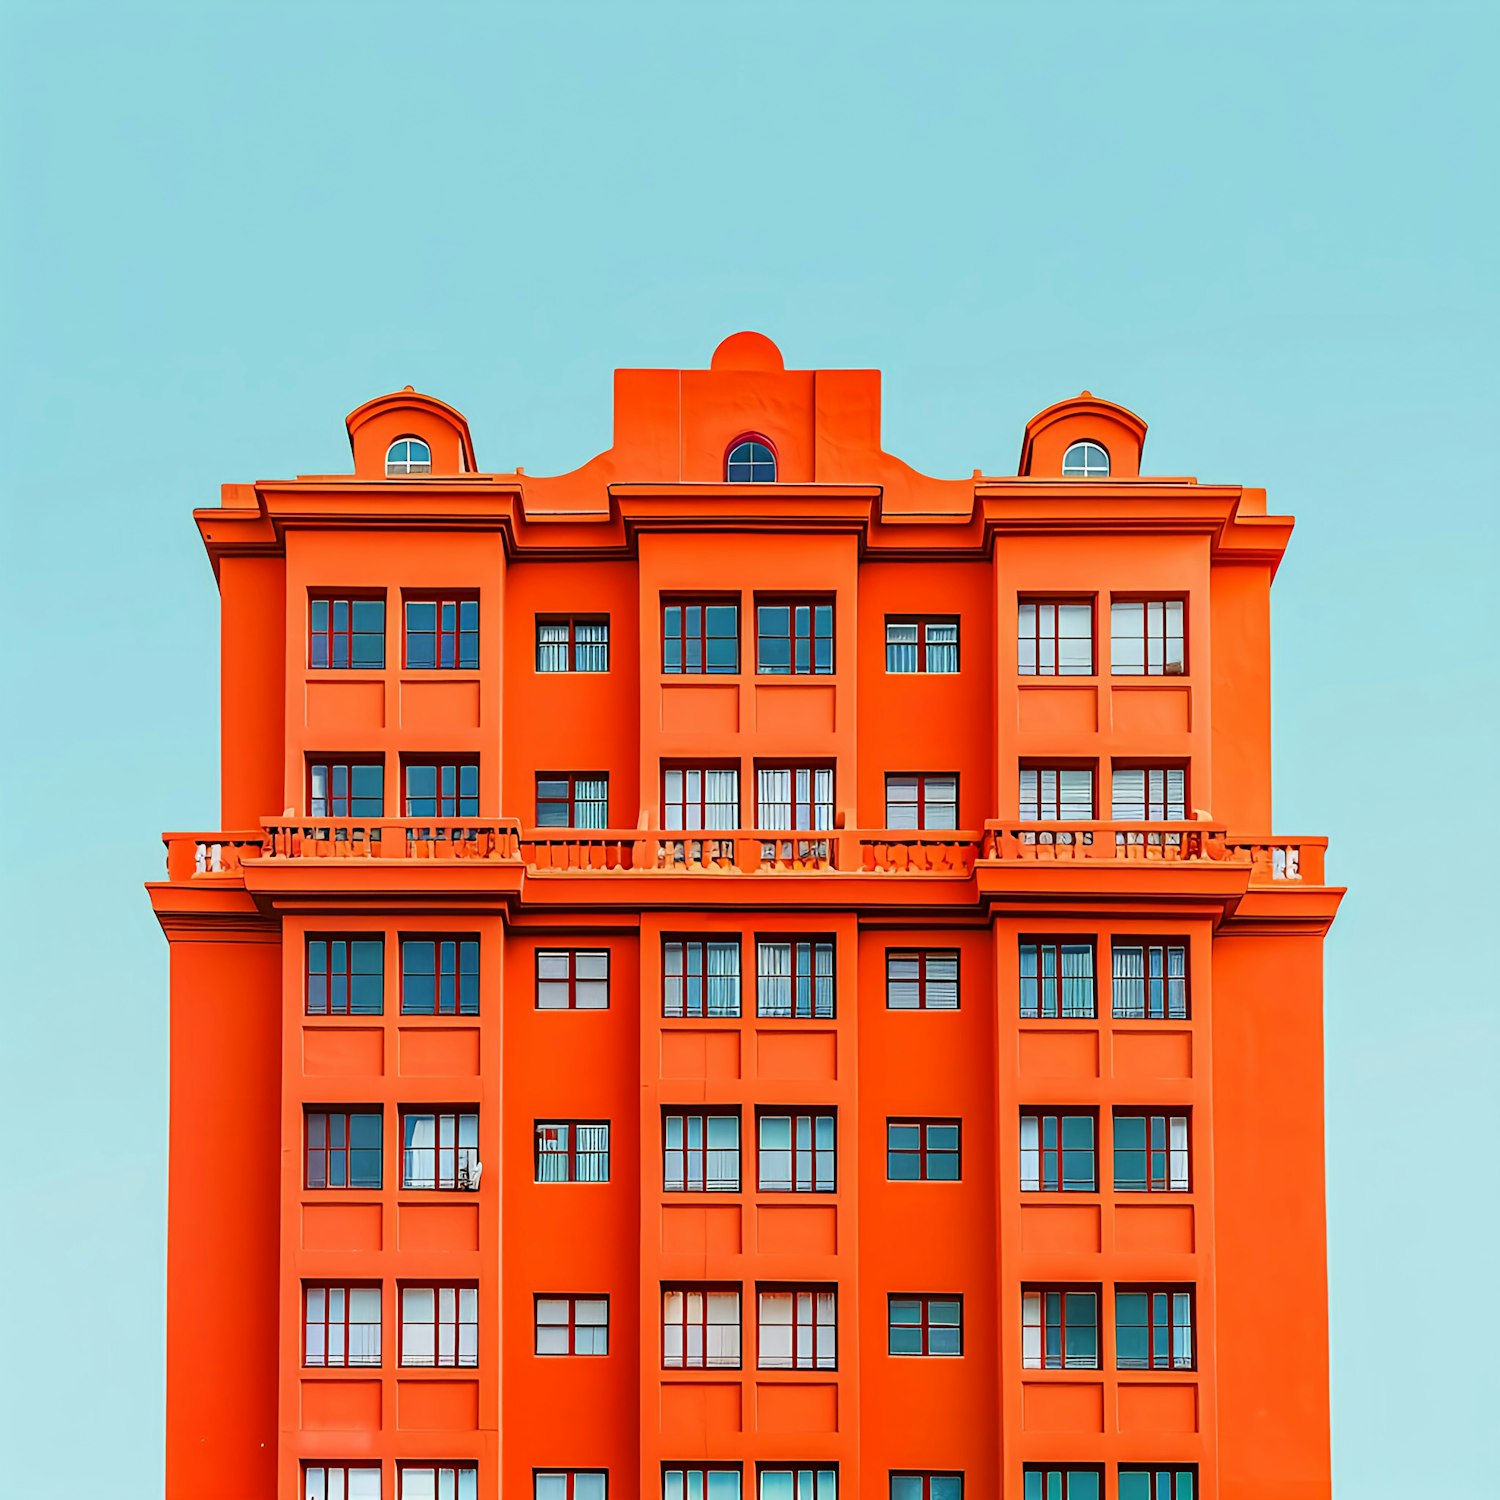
149, 332, 1341, 1500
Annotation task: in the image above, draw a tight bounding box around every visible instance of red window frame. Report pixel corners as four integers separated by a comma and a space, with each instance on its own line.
302, 1282, 382, 1368
1018, 763, 1096, 820
533, 1473, 607, 1499
404, 594, 480, 670
661, 763, 740, 829
534, 1120, 610, 1182
1113, 1110, 1191, 1193
1115, 1285, 1196, 1370
1022, 1468, 1104, 1500
535, 948, 610, 1010
534, 1294, 609, 1355
402, 756, 479, 818
1119, 1467, 1197, 1500
396, 1464, 478, 1498
1017, 597, 1095, 676
662, 1468, 742, 1499
662, 597, 740, 674
306, 934, 384, 1016
661, 1284, 742, 1369
891, 1474, 965, 1499
536, 614, 610, 672
1020, 1110, 1098, 1192
886, 1118, 961, 1181
1110, 595, 1187, 675
399, 1282, 478, 1368
303, 1463, 383, 1499
884, 772, 959, 829
1019, 939, 1097, 1019
1111, 939, 1189, 1020
755, 595, 835, 675
535, 771, 609, 828
307, 757, 385, 818
663, 1109, 741, 1193
756, 1284, 837, 1370
400, 1108, 479, 1190
887, 1294, 964, 1356
1022, 1284, 1100, 1369
663, 937, 742, 1019
884, 615, 960, 673
400, 935, 480, 1016
756, 1110, 836, 1193
884, 949, 960, 1010
305, 1109, 382, 1189
309, 594, 385, 670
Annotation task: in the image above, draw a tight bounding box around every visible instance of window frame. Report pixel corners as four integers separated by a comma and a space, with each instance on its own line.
1018, 763, 1096, 822
890, 1476, 963, 1500
536, 948, 610, 1010
403, 594, 479, 670
884, 616, 960, 674
756, 1468, 838, 1500
399, 1108, 479, 1190
399, 935, 479, 1016
535, 772, 609, 829
402, 756, 480, 819
663, 1108, 741, 1193
663, 1467, 743, 1500
1021, 1468, 1103, 1500
534, 1473, 607, 1500
887, 1294, 963, 1357
1061, 440, 1110, 477
1021, 1284, 1101, 1370
309, 594, 386, 671
1113, 1111, 1192, 1193
1111, 939, 1190, 1020
661, 1284, 742, 1370
756, 1109, 836, 1193
307, 934, 385, 1016
661, 763, 741, 830
1111, 763, 1188, 822
1118, 1468, 1197, 1500
1020, 1110, 1098, 1192
534, 1293, 610, 1356
397, 1466, 477, 1500
303, 1282, 382, 1368
384, 436, 432, 476
307, 757, 385, 818
662, 597, 740, 675
305, 1108, 383, 1190
304, 1463, 383, 1500
884, 948, 960, 1011
756, 1284, 837, 1371
1115, 1286, 1197, 1371
884, 772, 959, 830
1019, 938, 1097, 1020
534, 1120, 611, 1183
754, 595, 834, 676
399, 1282, 478, 1368
725, 434, 777, 482
755, 937, 836, 1019
1110, 596, 1187, 676
1017, 597, 1095, 677
886, 1118, 961, 1182
536, 615, 611, 673
663, 937, 742, 1018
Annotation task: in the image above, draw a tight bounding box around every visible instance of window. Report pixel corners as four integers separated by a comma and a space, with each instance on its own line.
1018, 600, 1093, 676
1111, 599, 1185, 676
400, 1284, 477, 1367
663, 766, 740, 829
1021, 1287, 1099, 1369
664, 1469, 741, 1500
1020, 1112, 1097, 1191
401, 1110, 479, 1190
1117, 1287, 1195, 1369
535, 1476, 606, 1500
663, 600, 739, 674
664, 1110, 740, 1192
304, 1284, 381, 1367
536, 773, 609, 828
888, 1295, 962, 1356
1061, 440, 1109, 477
758, 1470, 837, 1500
537, 949, 610, 1010
308, 936, 384, 1016
1111, 942, 1188, 1019
885, 949, 959, 1010
885, 773, 958, 829
756, 939, 835, 1018
306, 1110, 382, 1188
535, 1295, 608, 1355
758, 1111, 835, 1192
310, 597, 385, 670
309, 759, 384, 818
887, 1119, 960, 1181
886, 618, 959, 674
726, 436, 776, 482
755, 765, 834, 832
1111, 766, 1186, 821
385, 437, 431, 476
890, 1477, 962, 1500
758, 1287, 836, 1369
1020, 941, 1096, 1019
401, 937, 478, 1016
404, 759, 478, 818
398, 1466, 476, 1500
405, 597, 478, 670
664, 939, 741, 1018
1022, 1470, 1100, 1500
535, 1121, 610, 1182
756, 599, 833, 675
1119, 1470, 1196, 1500
537, 616, 610, 672
1018, 765, 1095, 821
662, 1286, 741, 1368
305, 1465, 381, 1500
1114, 1114, 1190, 1192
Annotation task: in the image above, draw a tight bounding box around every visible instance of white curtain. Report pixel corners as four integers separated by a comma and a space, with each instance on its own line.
1061, 944, 1094, 1017
577, 1124, 610, 1182
536, 620, 570, 673
706, 941, 740, 1016
886, 621, 918, 673
1019, 1114, 1040, 1191
404, 1115, 436, 1188
1113, 945, 1145, 1018
574, 620, 608, 671
757, 942, 792, 1016
704, 769, 739, 829
402, 1287, 435, 1366
758, 768, 791, 829
925, 620, 958, 673
1169, 1115, 1190, 1191
575, 777, 608, 828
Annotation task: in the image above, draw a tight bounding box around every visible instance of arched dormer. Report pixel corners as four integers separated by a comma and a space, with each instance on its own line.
1019, 391, 1147, 479
346, 387, 477, 478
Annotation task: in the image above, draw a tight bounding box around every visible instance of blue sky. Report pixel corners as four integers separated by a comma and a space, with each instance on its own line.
2, 2, 1497, 1493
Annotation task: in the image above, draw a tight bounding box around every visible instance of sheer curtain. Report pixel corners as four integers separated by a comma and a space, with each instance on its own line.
574, 620, 608, 671
1112, 945, 1145, 1019
886, 621, 918, 672
704, 769, 739, 829
758, 768, 790, 829
1061, 944, 1095, 1018
536, 621, 570, 673
757, 942, 791, 1017
404, 1115, 436, 1189
575, 777, 608, 828
706, 940, 740, 1017
925, 620, 958, 673
1019, 1114, 1041, 1190
577, 1124, 610, 1182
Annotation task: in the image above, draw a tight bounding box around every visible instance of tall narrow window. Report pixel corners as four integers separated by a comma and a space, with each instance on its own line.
886, 1119, 960, 1181
1111, 941, 1189, 1019
1018, 765, 1095, 821
537, 617, 610, 672
755, 766, 833, 831
664, 939, 741, 1018
663, 766, 740, 829
1061, 440, 1109, 476
308, 759, 384, 818
535, 1476, 606, 1500
1020, 940, 1096, 1018
405, 597, 478, 669
758, 1469, 837, 1500
756, 939, 835, 1018
400, 1467, 478, 1500
756, 599, 833, 674
1019, 1112, 1097, 1191
1119, 1470, 1196, 1500
310, 597, 385, 670
535, 1295, 609, 1354
757, 1287, 836, 1369
887, 1295, 962, 1355
534, 1121, 610, 1182
1111, 599, 1185, 675
308, 936, 384, 1016
1111, 765, 1186, 821
305, 1465, 382, 1500
890, 1477, 962, 1500
400, 937, 478, 1016
664, 1110, 741, 1192
1022, 1470, 1100, 1500
1116, 1287, 1195, 1370
535, 773, 609, 828
385, 437, 431, 476
662, 1286, 741, 1368
758, 1111, 835, 1192
404, 760, 478, 818
1018, 600, 1093, 675
664, 1469, 742, 1500
1021, 1287, 1099, 1369
400, 1284, 478, 1367
885, 774, 958, 829
725, 437, 776, 482
536, 949, 610, 1010
885, 950, 959, 1010
1114, 1113, 1191, 1192
304, 1284, 382, 1367
305, 1110, 382, 1189
885, 618, 959, 673
663, 600, 739, 674
401, 1110, 479, 1189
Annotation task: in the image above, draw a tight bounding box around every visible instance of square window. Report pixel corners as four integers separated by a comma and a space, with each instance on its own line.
1018, 765, 1095, 822
884, 773, 958, 830
400, 1283, 478, 1368
1018, 599, 1093, 675
303, 1284, 381, 1367
1020, 1111, 1097, 1191
1111, 765, 1187, 822
400, 936, 478, 1015
885, 949, 959, 1010
756, 939, 835, 1018
401, 1110, 479, 1190
535, 1121, 610, 1182
664, 1110, 740, 1193
307, 935, 384, 1016
757, 1286, 836, 1369
308, 759, 384, 818
310, 596, 385, 670
1111, 941, 1189, 1019
405, 596, 479, 669
536, 773, 609, 828
305, 1110, 382, 1189
885, 617, 959, 674
398, 1465, 477, 1500
535, 1295, 609, 1355
1118, 1470, 1195, 1500
756, 598, 834, 675
1111, 598, 1185, 676
1022, 1286, 1099, 1368
537, 949, 610, 1010
537, 616, 610, 672
664, 938, 741, 1018
403, 759, 479, 819
663, 599, 739, 674
887, 1295, 962, 1356
886, 1119, 960, 1181
1114, 1112, 1191, 1192
757, 1111, 835, 1192
1021, 1470, 1101, 1500
1020, 941, 1096, 1019
663, 765, 740, 829
1115, 1286, 1195, 1370
662, 1286, 741, 1369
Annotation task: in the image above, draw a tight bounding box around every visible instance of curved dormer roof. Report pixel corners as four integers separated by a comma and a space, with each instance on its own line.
1019, 391, 1147, 479
345, 386, 477, 477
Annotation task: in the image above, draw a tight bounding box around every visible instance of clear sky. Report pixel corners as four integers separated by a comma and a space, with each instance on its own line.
2, 1, 1496, 1493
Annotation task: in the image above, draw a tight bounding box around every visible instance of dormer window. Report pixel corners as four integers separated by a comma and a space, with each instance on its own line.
386, 437, 432, 476
1062, 441, 1110, 477
725, 436, 777, 483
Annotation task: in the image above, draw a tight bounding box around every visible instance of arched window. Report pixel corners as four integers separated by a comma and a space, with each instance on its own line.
386, 437, 432, 476
1062, 441, 1110, 478
725, 436, 777, 483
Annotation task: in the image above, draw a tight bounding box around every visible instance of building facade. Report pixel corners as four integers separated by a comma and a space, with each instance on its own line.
149, 332, 1341, 1500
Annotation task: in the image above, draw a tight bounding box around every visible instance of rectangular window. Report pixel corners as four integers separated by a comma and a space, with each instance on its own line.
756, 598, 834, 675
405, 597, 479, 670
886, 1119, 960, 1181
306, 1110, 382, 1189
887, 1295, 962, 1356
758, 1469, 837, 1500
1116, 1287, 1195, 1370
308, 759, 384, 818
401, 1110, 479, 1190
535, 1295, 608, 1355
1020, 941, 1096, 1019
1018, 599, 1093, 675
1022, 1470, 1101, 1500
885, 617, 959, 674
664, 1469, 742, 1500
663, 766, 740, 830
664, 939, 741, 1018
1021, 1287, 1099, 1369
1114, 1113, 1191, 1192
536, 949, 610, 1010
890, 1477, 962, 1500
1111, 765, 1187, 821
535, 1476, 606, 1500
662, 1286, 741, 1369
664, 1110, 740, 1192
757, 1287, 836, 1369
1111, 942, 1189, 1019
1111, 598, 1185, 676
756, 939, 835, 1018
1020, 1112, 1097, 1191
755, 765, 834, 832
304, 1284, 381, 1367
535, 773, 609, 828
885, 949, 959, 1010
536, 616, 609, 672
1018, 765, 1095, 821
305, 1465, 382, 1500
308, 936, 384, 1016
884, 773, 958, 830
310, 596, 385, 670
663, 599, 739, 674
404, 759, 479, 818
400, 1284, 478, 1367
758, 1111, 835, 1192
400, 937, 478, 1016
1119, 1470, 1196, 1500
534, 1121, 610, 1183
398, 1465, 477, 1500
